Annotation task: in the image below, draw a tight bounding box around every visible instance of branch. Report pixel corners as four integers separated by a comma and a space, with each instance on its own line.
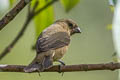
0, 0, 58, 60
0, 62, 119, 73
0, 0, 31, 30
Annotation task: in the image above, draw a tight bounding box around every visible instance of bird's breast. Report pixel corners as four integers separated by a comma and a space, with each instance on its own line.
53, 46, 68, 61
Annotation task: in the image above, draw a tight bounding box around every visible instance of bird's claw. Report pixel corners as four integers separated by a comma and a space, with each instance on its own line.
58, 60, 66, 66
58, 60, 65, 76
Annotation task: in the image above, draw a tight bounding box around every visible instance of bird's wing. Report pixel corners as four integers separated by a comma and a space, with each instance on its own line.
36, 32, 70, 53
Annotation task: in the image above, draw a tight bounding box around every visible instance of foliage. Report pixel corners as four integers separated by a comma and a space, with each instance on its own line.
31, 0, 54, 38
8, 0, 80, 38
31, 0, 80, 38
9, 0, 16, 7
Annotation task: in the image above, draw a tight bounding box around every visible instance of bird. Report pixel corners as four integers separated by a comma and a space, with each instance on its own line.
24, 19, 81, 72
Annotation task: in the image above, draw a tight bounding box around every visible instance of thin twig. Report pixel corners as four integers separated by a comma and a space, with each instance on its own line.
0, 62, 119, 73
0, 17, 31, 60
0, 0, 31, 30
0, 0, 58, 60
32, 0, 39, 12
0, 2, 35, 60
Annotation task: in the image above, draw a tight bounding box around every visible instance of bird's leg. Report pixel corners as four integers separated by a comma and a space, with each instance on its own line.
37, 64, 42, 76
57, 60, 65, 76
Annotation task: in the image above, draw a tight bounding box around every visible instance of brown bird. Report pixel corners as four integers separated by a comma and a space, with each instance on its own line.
24, 19, 81, 72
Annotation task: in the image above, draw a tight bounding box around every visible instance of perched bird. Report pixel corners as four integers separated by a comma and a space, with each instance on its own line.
24, 19, 81, 72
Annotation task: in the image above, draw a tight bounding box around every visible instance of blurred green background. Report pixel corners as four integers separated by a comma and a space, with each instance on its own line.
0, 0, 117, 80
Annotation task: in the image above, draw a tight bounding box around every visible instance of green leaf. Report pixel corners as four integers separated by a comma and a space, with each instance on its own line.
31, 0, 54, 39
9, 0, 16, 7
60, 0, 80, 12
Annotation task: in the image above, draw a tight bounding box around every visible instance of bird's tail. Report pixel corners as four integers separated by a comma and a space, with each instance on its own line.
24, 55, 53, 73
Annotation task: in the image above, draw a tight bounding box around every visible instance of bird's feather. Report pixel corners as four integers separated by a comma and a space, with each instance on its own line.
43, 55, 53, 69
36, 32, 70, 53
24, 54, 53, 72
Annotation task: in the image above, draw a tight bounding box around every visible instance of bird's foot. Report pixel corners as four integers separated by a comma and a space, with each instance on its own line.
57, 60, 65, 76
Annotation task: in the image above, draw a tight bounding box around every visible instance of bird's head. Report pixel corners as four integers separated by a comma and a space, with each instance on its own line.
55, 19, 81, 35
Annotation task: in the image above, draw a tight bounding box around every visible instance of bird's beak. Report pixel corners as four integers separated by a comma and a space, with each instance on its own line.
74, 27, 81, 33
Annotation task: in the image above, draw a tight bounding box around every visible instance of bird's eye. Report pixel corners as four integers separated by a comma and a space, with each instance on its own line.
68, 23, 73, 27
68, 23, 73, 29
